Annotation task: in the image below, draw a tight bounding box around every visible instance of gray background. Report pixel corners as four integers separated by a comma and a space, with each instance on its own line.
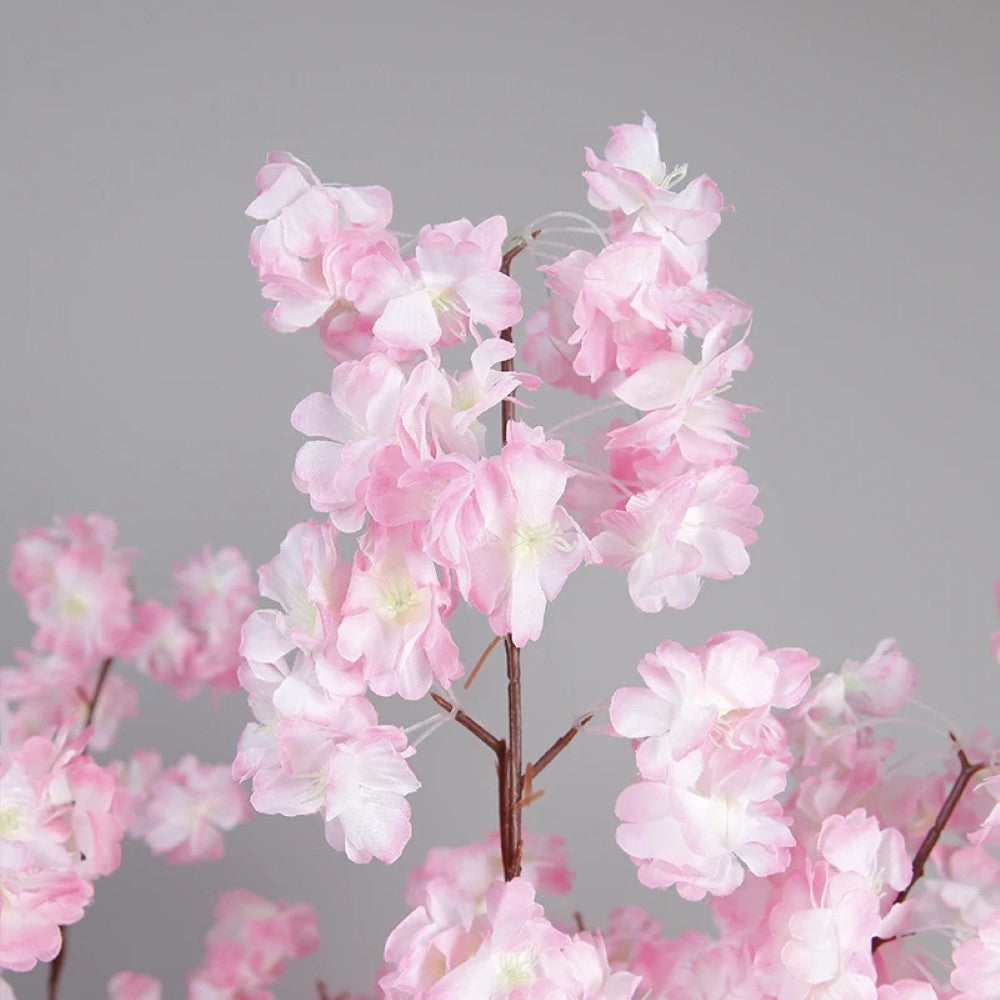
3, 2, 998, 996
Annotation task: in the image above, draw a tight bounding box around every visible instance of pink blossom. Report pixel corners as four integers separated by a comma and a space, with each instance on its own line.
816, 810, 910, 897
584, 114, 725, 246
608, 315, 753, 465
124, 601, 201, 695
430, 422, 596, 646
404, 831, 572, 908
839, 639, 916, 718
132, 754, 249, 864
241, 519, 363, 696
951, 911, 1000, 999
778, 875, 882, 1000
337, 525, 463, 699
15, 525, 134, 663
188, 889, 319, 998
381, 877, 639, 999
291, 353, 406, 531
0, 650, 136, 751
248, 152, 394, 337
522, 250, 620, 399
611, 633, 815, 763
349, 216, 522, 352
594, 464, 761, 612
107, 972, 162, 1000
615, 747, 795, 900
969, 772, 1000, 847
0, 841, 92, 972
246, 696, 420, 864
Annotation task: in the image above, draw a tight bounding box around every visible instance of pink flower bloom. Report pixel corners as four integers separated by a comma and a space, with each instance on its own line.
381, 877, 639, 999
584, 114, 725, 246
430, 422, 596, 647
248, 152, 394, 337
107, 972, 162, 1000
615, 747, 795, 900
133, 754, 249, 864
610, 634, 816, 762
247, 697, 420, 864
522, 250, 620, 399
0, 841, 93, 972
188, 889, 318, 998
291, 353, 407, 531
337, 526, 462, 699
0, 650, 136, 751
839, 639, 915, 718
608, 315, 753, 465
404, 831, 572, 908
969, 772, 1000, 847
124, 601, 201, 696
349, 216, 522, 352
817, 810, 910, 897
779, 875, 882, 1000
241, 520, 362, 696
951, 911, 1000, 999
20, 535, 134, 663
594, 464, 761, 612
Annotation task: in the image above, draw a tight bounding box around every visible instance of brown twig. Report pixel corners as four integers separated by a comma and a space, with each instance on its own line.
464, 634, 503, 690
48, 657, 115, 1000
531, 713, 594, 779
494, 238, 536, 881
872, 738, 987, 952
574, 911, 587, 933
83, 656, 114, 727
430, 692, 502, 755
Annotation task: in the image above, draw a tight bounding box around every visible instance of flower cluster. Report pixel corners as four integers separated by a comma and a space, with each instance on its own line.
126, 751, 249, 864
108, 889, 318, 999
127, 546, 255, 699
1, 516, 257, 979
611, 631, 817, 898
380, 877, 639, 999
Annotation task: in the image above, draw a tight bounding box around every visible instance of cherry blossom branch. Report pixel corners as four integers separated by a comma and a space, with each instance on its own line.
429, 692, 502, 755
495, 234, 535, 881
531, 713, 595, 779
872, 737, 987, 953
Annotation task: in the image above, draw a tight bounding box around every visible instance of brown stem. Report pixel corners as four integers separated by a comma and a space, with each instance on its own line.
430, 693, 502, 755
495, 238, 534, 881
500, 637, 523, 879
531, 713, 594, 779
464, 634, 503, 690
47, 657, 114, 1000
47, 934, 67, 1000
83, 656, 114, 727
872, 740, 987, 952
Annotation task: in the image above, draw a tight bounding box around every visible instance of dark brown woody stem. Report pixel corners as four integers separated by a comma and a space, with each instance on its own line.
531, 713, 594, 779
430, 693, 502, 755
48, 657, 115, 1000
872, 737, 988, 952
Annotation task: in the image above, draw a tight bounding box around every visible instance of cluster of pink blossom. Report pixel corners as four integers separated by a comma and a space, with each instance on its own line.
126, 751, 249, 864
0, 515, 266, 989
234, 116, 999, 999
0, 732, 128, 971
107, 889, 318, 999
604, 631, 1000, 997
6, 115, 998, 998
127, 546, 255, 699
